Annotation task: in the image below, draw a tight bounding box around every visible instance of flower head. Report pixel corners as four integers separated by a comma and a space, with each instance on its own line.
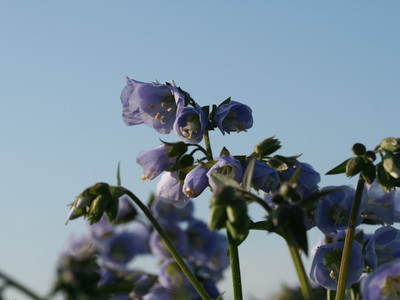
214, 100, 253, 134
182, 165, 209, 198
251, 160, 280, 193
207, 155, 243, 190
120, 78, 186, 134
157, 171, 190, 208
173, 103, 208, 144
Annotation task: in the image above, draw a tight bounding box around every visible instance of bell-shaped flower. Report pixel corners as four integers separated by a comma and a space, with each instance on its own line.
361, 257, 400, 300
173, 104, 208, 144
251, 160, 280, 193
310, 241, 364, 290
214, 100, 253, 134
182, 165, 209, 198
207, 155, 243, 190
151, 196, 194, 224
363, 181, 398, 225
365, 226, 400, 269
136, 144, 177, 181
315, 186, 365, 237
120, 78, 185, 134
156, 171, 190, 208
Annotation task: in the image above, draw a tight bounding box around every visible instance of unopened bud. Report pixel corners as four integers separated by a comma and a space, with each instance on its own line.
365, 151, 376, 162
380, 137, 400, 152
346, 157, 364, 177
352, 143, 366, 156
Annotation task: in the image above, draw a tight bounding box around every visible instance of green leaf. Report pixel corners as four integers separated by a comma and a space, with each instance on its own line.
249, 220, 274, 232
218, 97, 231, 108
267, 156, 288, 171
345, 157, 364, 177
210, 172, 242, 189
326, 158, 350, 175
116, 162, 121, 186
219, 146, 230, 157
254, 136, 281, 157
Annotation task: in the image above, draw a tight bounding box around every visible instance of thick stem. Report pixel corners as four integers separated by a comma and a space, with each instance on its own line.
203, 131, 213, 160
0, 270, 45, 300
124, 190, 212, 300
335, 176, 365, 300
283, 227, 314, 300
227, 230, 243, 300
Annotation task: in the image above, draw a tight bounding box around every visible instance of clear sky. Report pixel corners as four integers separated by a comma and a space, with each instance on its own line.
1, 1, 400, 299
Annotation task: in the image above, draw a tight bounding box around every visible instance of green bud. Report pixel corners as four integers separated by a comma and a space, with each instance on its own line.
226, 220, 249, 245
361, 162, 376, 184
267, 157, 288, 171
352, 143, 366, 156
90, 182, 110, 195
345, 156, 364, 177
254, 137, 281, 157
210, 186, 235, 206
380, 137, 400, 152
166, 142, 188, 157
105, 197, 119, 222
176, 154, 194, 169
377, 162, 396, 191
365, 150, 376, 162
208, 205, 228, 230
88, 194, 111, 224
226, 199, 248, 224
383, 152, 400, 179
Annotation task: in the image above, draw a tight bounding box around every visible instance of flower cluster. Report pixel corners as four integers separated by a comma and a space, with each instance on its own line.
60, 76, 400, 300
57, 195, 228, 299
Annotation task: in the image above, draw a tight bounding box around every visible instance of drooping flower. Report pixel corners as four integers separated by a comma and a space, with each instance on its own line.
207, 155, 243, 190
214, 100, 253, 134
182, 165, 209, 198
251, 160, 280, 193
157, 171, 190, 208
310, 241, 364, 290
361, 257, 400, 300
120, 78, 186, 134
136, 144, 177, 181
173, 103, 208, 144
365, 226, 400, 269
314, 186, 365, 237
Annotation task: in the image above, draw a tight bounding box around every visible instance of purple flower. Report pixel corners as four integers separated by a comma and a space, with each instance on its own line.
136, 144, 177, 181
363, 182, 398, 225
173, 103, 208, 143
280, 161, 320, 198
310, 241, 363, 290
149, 223, 188, 259
214, 100, 253, 134
120, 78, 185, 134
207, 155, 243, 190
151, 196, 194, 224
251, 160, 280, 193
361, 257, 400, 300
114, 195, 137, 224
365, 226, 400, 269
157, 171, 190, 208
182, 165, 209, 198
314, 186, 365, 237
143, 284, 173, 300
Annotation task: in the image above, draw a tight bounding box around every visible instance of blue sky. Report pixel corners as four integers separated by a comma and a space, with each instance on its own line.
1, 1, 400, 299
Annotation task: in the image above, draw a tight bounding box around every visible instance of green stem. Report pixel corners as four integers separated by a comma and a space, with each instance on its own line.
335, 176, 365, 300
203, 130, 213, 160
282, 227, 314, 300
124, 190, 212, 300
227, 230, 243, 300
0, 270, 45, 300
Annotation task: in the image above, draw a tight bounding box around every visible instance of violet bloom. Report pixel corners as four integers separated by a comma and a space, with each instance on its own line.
365, 226, 400, 269
310, 241, 364, 290
182, 165, 209, 198
120, 78, 185, 134
151, 196, 194, 224
315, 186, 365, 237
136, 144, 177, 181
157, 171, 189, 208
149, 223, 188, 259
207, 155, 243, 190
361, 257, 400, 300
214, 100, 253, 134
280, 161, 320, 198
363, 181, 397, 225
251, 160, 280, 193
173, 103, 208, 144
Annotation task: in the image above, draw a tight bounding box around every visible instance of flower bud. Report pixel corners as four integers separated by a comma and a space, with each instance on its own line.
345, 156, 364, 177
176, 154, 194, 169
90, 182, 110, 195
254, 137, 281, 157
352, 143, 366, 156
380, 137, 400, 152
166, 141, 188, 158
88, 194, 112, 224
365, 150, 376, 162
383, 152, 400, 179
362, 162, 376, 184
208, 205, 228, 231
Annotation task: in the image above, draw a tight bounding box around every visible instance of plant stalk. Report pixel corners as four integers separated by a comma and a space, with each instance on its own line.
124, 190, 212, 300
335, 176, 365, 300
203, 131, 213, 160
227, 230, 243, 300
0, 270, 45, 300
283, 227, 314, 300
